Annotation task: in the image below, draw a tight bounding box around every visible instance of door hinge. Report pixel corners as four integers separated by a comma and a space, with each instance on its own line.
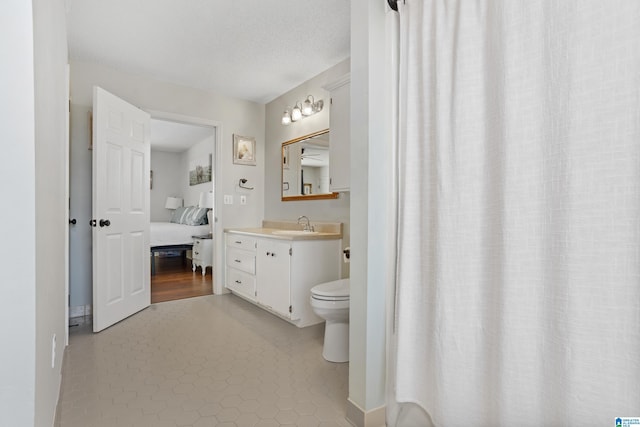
289, 305, 292, 313
289, 248, 292, 256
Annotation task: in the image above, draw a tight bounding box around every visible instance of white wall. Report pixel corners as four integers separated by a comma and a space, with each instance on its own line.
33, 0, 68, 425
150, 134, 216, 222
1, 0, 72, 424
69, 61, 265, 302
69, 104, 92, 311
264, 59, 351, 277
150, 150, 183, 222
348, 0, 388, 425
0, 2, 37, 425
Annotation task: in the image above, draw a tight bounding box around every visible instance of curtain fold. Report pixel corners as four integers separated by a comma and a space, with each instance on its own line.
392, 1, 640, 425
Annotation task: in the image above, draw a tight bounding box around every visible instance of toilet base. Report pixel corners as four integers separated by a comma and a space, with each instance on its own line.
322, 321, 349, 363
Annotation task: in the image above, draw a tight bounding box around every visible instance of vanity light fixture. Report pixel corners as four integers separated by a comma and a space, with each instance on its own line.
291, 102, 303, 122
280, 95, 324, 125
281, 107, 292, 125
302, 95, 316, 116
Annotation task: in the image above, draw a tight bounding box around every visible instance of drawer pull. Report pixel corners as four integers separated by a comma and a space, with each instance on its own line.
235, 280, 242, 284
235, 241, 242, 244
194, 251, 199, 255
234, 259, 241, 263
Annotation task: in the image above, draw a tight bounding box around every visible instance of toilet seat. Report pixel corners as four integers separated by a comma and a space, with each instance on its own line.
311, 279, 350, 300
311, 294, 349, 302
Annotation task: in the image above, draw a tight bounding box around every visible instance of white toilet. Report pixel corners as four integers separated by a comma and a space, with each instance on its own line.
310, 278, 350, 363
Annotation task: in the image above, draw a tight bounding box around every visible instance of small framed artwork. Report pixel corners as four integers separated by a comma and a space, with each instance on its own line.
189, 154, 212, 186
233, 134, 256, 166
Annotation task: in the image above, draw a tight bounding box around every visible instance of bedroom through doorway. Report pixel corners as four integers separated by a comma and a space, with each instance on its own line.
150, 117, 216, 303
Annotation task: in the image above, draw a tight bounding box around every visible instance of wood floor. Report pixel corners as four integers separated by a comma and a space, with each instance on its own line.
151, 255, 213, 303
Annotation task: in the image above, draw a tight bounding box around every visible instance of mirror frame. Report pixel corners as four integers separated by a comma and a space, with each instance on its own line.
281, 129, 339, 202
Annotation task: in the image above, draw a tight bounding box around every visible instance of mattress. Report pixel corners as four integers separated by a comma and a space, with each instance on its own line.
150, 222, 210, 247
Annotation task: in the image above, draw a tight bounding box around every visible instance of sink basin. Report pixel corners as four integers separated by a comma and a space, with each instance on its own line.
271, 230, 319, 236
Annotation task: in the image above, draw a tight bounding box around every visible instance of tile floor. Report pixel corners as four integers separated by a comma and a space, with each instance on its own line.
56, 294, 351, 427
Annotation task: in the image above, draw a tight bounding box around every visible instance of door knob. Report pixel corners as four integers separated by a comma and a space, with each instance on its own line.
69, 218, 77, 225
99, 219, 111, 227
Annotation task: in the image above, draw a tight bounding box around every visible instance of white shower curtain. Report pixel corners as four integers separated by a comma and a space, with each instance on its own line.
391, 1, 640, 425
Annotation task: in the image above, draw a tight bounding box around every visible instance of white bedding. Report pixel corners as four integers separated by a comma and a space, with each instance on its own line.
150, 222, 210, 247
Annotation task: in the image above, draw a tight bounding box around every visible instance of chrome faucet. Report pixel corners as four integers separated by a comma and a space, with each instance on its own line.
297, 215, 314, 232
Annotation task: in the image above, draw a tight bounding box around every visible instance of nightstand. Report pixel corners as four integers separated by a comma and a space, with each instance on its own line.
192, 234, 213, 276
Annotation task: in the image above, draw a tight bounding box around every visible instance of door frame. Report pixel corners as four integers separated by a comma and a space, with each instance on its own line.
146, 110, 224, 295
64, 64, 70, 345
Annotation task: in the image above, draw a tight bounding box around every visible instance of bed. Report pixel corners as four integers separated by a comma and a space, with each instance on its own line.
150, 206, 210, 274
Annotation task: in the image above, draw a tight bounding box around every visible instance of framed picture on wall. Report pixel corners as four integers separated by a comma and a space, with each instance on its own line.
233, 134, 256, 166
189, 154, 212, 186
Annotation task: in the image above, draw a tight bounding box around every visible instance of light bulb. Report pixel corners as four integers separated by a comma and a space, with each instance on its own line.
291, 103, 302, 121
302, 95, 314, 116
281, 109, 291, 125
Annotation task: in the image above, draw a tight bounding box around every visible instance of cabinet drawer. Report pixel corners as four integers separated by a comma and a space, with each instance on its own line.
193, 239, 212, 262
193, 240, 203, 260
226, 268, 256, 301
226, 248, 256, 274
226, 234, 257, 252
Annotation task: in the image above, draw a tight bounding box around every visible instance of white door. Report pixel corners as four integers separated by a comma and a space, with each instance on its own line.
92, 87, 151, 332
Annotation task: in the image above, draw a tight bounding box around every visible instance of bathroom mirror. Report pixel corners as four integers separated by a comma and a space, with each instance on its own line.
281, 129, 339, 201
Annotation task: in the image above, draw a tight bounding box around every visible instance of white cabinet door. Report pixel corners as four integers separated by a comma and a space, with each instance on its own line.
256, 239, 291, 318
329, 78, 350, 192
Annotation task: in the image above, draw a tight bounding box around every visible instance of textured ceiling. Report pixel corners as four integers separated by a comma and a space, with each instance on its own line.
150, 119, 212, 152
66, 0, 351, 104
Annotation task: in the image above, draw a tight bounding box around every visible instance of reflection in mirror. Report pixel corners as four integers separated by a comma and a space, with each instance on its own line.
281, 129, 339, 201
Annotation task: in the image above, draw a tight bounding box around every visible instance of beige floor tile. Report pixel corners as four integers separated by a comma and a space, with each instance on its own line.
56, 294, 349, 426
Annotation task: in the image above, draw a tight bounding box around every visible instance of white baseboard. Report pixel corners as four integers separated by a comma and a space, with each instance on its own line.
346, 398, 386, 427
69, 304, 92, 318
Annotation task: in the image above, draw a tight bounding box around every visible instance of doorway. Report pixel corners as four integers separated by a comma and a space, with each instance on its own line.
149, 116, 217, 303
68, 93, 224, 332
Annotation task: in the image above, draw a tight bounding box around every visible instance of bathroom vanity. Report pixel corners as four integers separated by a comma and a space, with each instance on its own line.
225, 221, 342, 327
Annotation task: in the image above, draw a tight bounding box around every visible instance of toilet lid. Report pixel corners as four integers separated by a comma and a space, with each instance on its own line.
311, 279, 349, 298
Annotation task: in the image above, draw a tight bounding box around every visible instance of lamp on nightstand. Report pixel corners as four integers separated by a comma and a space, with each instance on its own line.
198, 191, 214, 234
165, 197, 183, 210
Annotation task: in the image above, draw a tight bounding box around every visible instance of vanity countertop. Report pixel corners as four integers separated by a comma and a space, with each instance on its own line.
225, 220, 342, 241
224, 227, 342, 241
